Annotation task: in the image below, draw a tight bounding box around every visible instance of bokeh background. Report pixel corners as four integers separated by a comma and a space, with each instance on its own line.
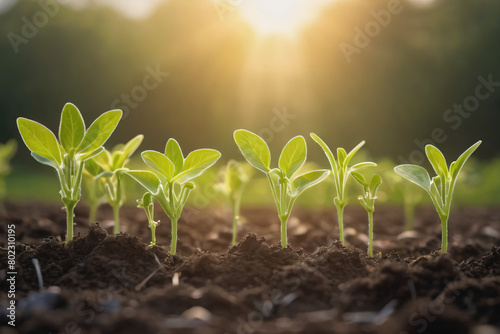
1, 0, 499, 205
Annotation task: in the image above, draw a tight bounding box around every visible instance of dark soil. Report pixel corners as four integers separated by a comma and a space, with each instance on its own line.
1, 201, 500, 334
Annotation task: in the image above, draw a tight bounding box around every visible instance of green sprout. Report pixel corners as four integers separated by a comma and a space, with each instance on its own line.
84, 135, 144, 233
137, 192, 159, 246
386, 171, 424, 231
310, 133, 376, 245
0, 140, 17, 213
394, 140, 482, 254
217, 160, 254, 245
126, 138, 221, 255
17, 103, 122, 244
234, 129, 330, 248
351, 172, 382, 257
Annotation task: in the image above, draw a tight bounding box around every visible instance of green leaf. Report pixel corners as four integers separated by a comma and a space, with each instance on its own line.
138, 192, 153, 209
77, 146, 105, 162
350, 171, 366, 186
17, 118, 62, 165
268, 168, 282, 201
77, 109, 122, 155
278, 136, 307, 178
394, 165, 431, 193
0, 140, 17, 160
95, 171, 114, 180
173, 149, 221, 183
59, 103, 85, 154
165, 138, 184, 175
84, 158, 104, 177
450, 140, 481, 180
126, 170, 161, 195
369, 175, 383, 196
290, 169, 330, 198
112, 134, 143, 170
344, 141, 366, 167
91, 149, 111, 167
351, 161, 377, 170
310, 133, 337, 171
425, 145, 448, 179
234, 130, 271, 173
337, 147, 347, 167
141, 150, 175, 180
31, 152, 59, 169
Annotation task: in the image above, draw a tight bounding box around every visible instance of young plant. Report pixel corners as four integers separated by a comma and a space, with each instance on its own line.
310, 133, 376, 245
0, 140, 17, 213
84, 135, 144, 233
17, 103, 122, 244
137, 192, 159, 246
388, 172, 424, 231
126, 139, 221, 255
351, 172, 382, 257
217, 160, 254, 245
394, 140, 482, 254
234, 129, 330, 248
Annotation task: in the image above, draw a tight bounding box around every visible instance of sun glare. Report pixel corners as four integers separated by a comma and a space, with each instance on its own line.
238, 0, 321, 37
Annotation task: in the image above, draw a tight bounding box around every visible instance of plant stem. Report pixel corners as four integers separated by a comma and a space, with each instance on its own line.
150, 224, 156, 246
113, 204, 120, 234
170, 218, 178, 255
441, 214, 449, 253
279, 215, 288, 248
65, 202, 76, 244
337, 206, 345, 245
232, 203, 240, 246
404, 202, 415, 231
368, 211, 374, 257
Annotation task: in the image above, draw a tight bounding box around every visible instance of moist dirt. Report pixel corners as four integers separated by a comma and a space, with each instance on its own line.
1, 201, 500, 334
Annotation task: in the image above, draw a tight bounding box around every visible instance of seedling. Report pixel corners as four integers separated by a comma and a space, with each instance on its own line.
0, 140, 17, 213
217, 160, 254, 245
17, 103, 122, 243
351, 172, 382, 257
394, 140, 482, 253
84, 135, 143, 233
385, 171, 424, 231
310, 133, 376, 245
234, 129, 330, 248
127, 139, 221, 255
137, 192, 159, 246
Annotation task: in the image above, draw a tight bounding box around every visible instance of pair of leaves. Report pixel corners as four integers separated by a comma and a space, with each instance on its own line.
127, 139, 221, 196
394, 141, 482, 196
310, 133, 374, 172
234, 130, 307, 179
86, 135, 144, 177
141, 139, 221, 184
234, 129, 330, 200
351, 172, 383, 199
17, 103, 122, 167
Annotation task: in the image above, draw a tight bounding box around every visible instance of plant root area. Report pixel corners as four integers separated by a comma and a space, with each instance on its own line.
1, 202, 500, 334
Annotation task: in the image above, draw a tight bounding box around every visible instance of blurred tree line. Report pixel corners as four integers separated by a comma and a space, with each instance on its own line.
1, 0, 499, 169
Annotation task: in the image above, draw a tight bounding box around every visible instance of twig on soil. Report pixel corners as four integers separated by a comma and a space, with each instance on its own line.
32, 258, 44, 291
135, 254, 164, 291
